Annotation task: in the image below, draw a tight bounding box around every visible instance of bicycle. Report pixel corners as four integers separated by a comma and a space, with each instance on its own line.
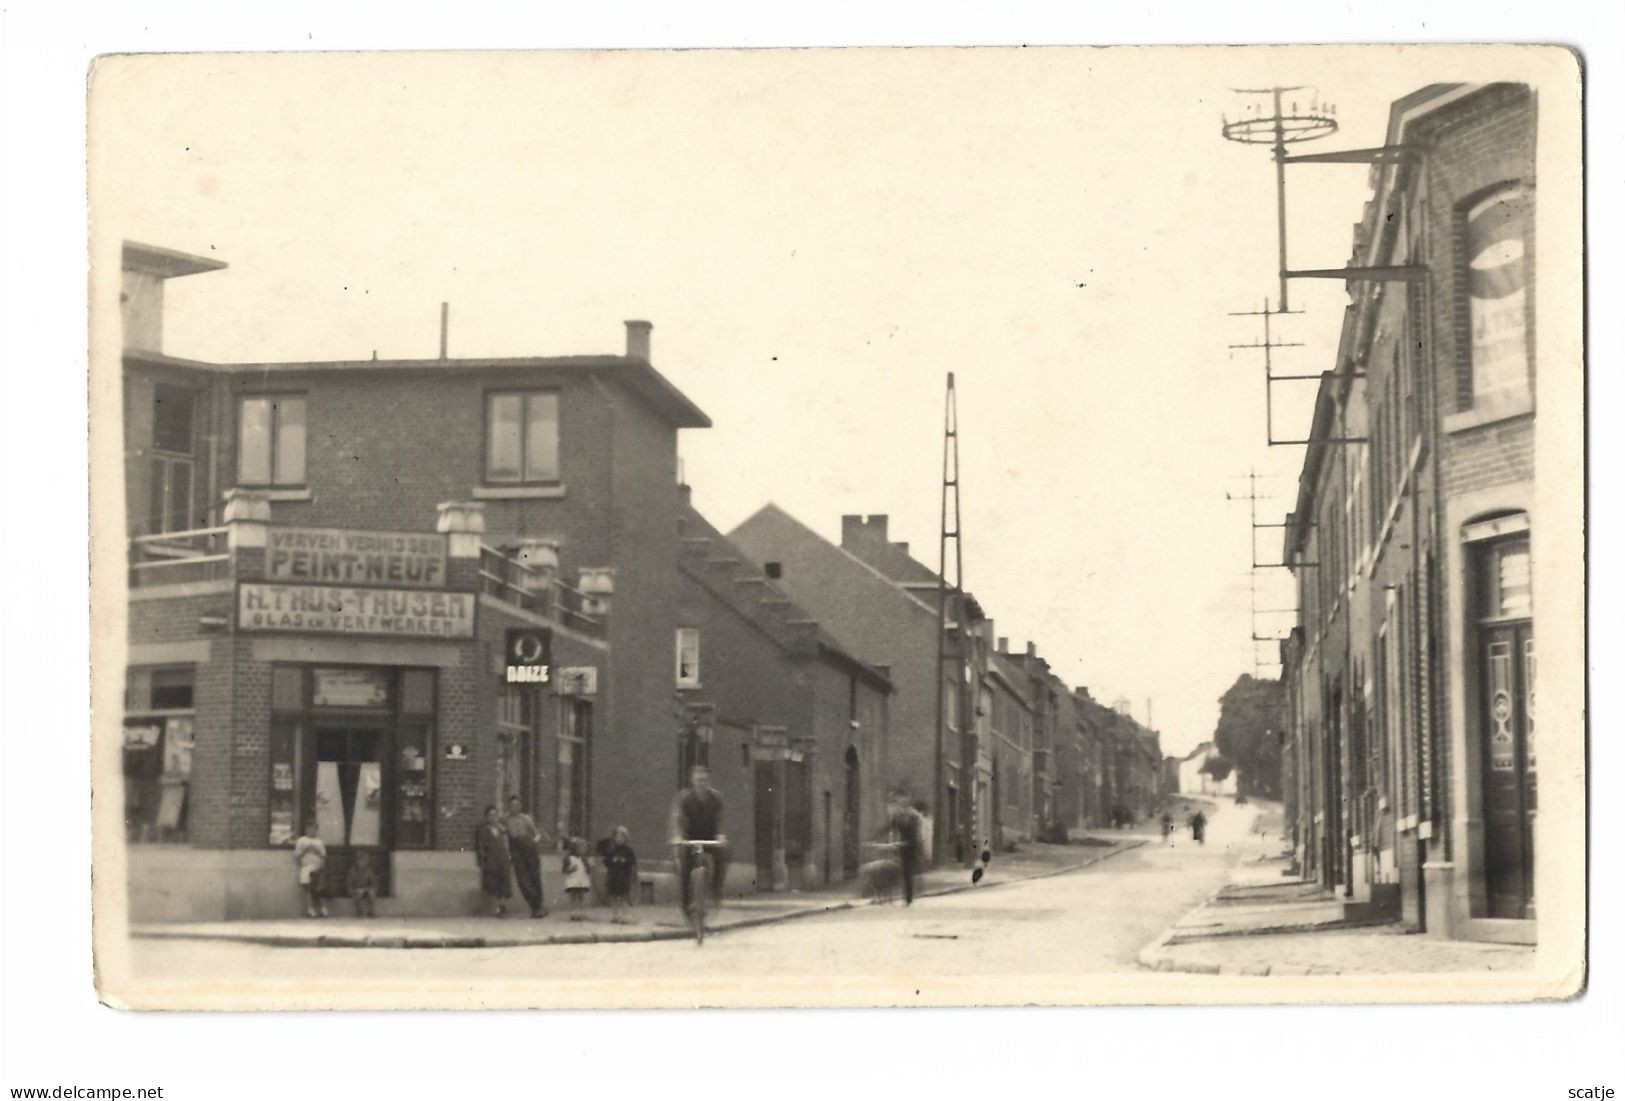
673, 838, 726, 944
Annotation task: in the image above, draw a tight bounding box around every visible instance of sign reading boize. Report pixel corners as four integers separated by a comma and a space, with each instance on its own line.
505, 627, 552, 683
239, 583, 476, 638
267, 527, 448, 589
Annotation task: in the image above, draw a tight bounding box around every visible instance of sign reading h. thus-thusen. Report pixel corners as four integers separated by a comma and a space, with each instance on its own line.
239, 583, 476, 639
268, 527, 448, 588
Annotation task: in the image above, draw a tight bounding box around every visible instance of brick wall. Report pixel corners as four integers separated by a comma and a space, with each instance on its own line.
730, 506, 945, 812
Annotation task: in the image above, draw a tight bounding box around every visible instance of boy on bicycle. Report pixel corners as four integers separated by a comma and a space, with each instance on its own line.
670, 765, 728, 915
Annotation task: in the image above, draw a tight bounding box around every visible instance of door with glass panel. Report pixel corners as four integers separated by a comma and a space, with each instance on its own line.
309, 723, 391, 896
1478, 537, 1534, 919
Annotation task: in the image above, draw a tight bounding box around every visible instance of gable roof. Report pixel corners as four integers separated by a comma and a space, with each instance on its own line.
730, 503, 942, 618
681, 503, 892, 692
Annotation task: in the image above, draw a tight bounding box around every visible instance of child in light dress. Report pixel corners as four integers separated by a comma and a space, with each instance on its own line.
562, 837, 593, 919
293, 819, 328, 918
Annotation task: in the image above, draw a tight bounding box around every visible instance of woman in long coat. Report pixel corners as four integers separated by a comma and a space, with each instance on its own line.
474, 805, 514, 916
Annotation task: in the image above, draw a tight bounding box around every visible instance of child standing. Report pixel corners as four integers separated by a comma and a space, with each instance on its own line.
347, 850, 379, 917
602, 826, 638, 924
293, 819, 328, 918
562, 837, 593, 919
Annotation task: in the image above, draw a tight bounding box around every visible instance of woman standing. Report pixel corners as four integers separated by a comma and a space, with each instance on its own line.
474, 805, 513, 916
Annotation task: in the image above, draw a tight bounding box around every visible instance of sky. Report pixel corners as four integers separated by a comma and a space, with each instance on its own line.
92, 46, 1535, 756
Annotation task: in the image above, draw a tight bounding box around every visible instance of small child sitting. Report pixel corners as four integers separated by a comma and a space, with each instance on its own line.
562, 837, 592, 919
347, 850, 379, 917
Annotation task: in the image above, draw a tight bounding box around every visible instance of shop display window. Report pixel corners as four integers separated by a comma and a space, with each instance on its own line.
123, 666, 195, 844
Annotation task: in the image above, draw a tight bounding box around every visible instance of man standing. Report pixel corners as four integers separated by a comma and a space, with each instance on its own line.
669, 765, 727, 915
886, 792, 924, 905
505, 794, 549, 918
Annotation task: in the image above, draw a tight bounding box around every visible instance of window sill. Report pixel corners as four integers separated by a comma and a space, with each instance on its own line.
676, 682, 703, 692
1443, 391, 1533, 435
229, 487, 312, 502
473, 484, 567, 500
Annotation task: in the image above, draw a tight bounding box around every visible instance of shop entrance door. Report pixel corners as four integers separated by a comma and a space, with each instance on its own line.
311, 723, 392, 896
1481, 622, 1535, 919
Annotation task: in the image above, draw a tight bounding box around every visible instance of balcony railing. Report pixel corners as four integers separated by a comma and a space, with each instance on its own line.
129, 527, 230, 587
478, 544, 605, 639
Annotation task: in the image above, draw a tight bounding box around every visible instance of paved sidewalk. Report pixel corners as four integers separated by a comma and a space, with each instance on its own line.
132, 835, 1141, 949
1137, 809, 1535, 976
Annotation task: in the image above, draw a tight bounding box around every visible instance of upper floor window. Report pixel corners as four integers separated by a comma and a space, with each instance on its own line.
238, 396, 306, 487
152, 385, 196, 455
1464, 185, 1532, 407
675, 627, 701, 688
486, 391, 560, 484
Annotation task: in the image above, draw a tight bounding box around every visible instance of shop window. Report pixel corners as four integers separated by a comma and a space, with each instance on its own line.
485, 391, 560, 484
124, 666, 195, 844
675, 627, 701, 688
1462, 185, 1532, 408
238, 395, 307, 487
397, 669, 436, 850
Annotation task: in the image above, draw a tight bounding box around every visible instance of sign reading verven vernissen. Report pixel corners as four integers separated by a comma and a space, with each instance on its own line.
267, 527, 448, 588
239, 583, 476, 638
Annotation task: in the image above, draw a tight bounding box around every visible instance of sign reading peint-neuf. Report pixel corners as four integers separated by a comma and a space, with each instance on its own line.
238, 582, 476, 639
267, 526, 449, 589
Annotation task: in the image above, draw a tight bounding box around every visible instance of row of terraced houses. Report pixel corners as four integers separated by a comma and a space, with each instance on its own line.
119, 243, 1163, 921
1278, 83, 1541, 945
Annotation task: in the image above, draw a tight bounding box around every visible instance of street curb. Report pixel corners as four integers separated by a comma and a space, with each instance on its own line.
132, 839, 1146, 950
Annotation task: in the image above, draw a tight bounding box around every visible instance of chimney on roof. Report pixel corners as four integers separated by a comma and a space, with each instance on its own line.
893, 541, 909, 556
120, 242, 226, 355
625, 320, 653, 361
840, 514, 888, 548
997, 636, 1009, 653
439, 302, 449, 359
1026, 641, 1036, 658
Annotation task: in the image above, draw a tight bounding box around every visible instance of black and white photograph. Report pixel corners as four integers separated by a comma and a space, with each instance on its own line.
3, 9, 1619, 1098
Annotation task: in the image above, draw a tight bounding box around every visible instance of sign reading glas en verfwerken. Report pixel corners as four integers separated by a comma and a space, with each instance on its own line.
238, 583, 476, 639
267, 527, 448, 588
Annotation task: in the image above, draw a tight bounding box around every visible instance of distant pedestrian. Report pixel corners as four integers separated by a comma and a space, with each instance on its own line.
347, 850, 379, 917
1189, 809, 1207, 845
602, 825, 638, 924
886, 792, 924, 905
1160, 812, 1174, 845
474, 805, 513, 916
505, 795, 549, 918
293, 818, 328, 918
562, 837, 593, 918
971, 839, 993, 885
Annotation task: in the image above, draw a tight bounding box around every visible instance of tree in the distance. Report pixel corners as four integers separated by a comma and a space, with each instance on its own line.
1212, 675, 1284, 800
1199, 754, 1234, 784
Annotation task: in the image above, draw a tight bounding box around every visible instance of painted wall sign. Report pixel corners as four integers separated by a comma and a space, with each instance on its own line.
312, 667, 391, 708
239, 583, 476, 639
1466, 187, 1531, 404
267, 527, 448, 589
556, 666, 598, 696
505, 627, 552, 684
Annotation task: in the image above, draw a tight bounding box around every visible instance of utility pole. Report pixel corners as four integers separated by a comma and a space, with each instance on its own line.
933, 372, 974, 866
